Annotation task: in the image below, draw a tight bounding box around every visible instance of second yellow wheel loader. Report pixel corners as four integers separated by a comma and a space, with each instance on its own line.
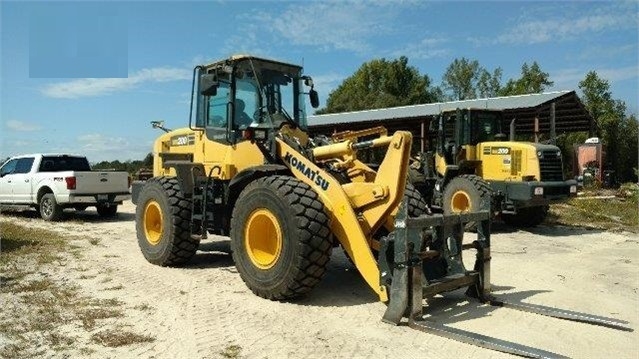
132, 55, 631, 358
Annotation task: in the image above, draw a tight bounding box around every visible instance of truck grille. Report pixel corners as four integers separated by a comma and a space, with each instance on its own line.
539, 150, 564, 181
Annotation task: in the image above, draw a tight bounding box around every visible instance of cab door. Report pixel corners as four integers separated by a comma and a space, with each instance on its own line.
11, 157, 35, 204
0, 159, 19, 203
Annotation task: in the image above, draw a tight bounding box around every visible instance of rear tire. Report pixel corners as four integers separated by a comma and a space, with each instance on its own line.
136, 177, 200, 266
97, 204, 118, 217
40, 193, 63, 221
502, 205, 549, 227
230, 175, 332, 301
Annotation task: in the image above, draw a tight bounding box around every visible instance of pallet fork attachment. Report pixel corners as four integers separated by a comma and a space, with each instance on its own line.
382, 201, 632, 358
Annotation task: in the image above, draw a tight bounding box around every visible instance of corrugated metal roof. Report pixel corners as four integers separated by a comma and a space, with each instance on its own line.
308, 91, 574, 127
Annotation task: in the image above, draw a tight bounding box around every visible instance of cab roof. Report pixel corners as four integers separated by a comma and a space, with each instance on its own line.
200, 54, 302, 73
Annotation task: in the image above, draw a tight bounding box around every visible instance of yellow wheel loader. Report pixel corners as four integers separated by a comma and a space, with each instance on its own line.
132, 55, 630, 358
410, 108, 578, 227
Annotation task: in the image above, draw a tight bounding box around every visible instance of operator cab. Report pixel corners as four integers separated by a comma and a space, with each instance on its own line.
437, 108, 504, 165
192, 55, 319, 144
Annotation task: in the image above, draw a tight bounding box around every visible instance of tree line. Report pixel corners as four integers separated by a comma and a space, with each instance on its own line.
316, 56, 638, 183
91, 153, 154, 175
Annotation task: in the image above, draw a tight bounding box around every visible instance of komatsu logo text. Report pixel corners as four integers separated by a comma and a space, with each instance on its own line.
283, 152, 330, 191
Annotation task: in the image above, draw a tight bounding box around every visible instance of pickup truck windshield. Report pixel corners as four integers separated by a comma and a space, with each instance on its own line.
39, 156, 91, 172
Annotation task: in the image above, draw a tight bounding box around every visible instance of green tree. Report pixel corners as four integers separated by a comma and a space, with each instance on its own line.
499, 62, 553, 96
578, 71, 638, 182
442, 58, 502, 100
477, 68, 503, 98
317, 56, 441, 114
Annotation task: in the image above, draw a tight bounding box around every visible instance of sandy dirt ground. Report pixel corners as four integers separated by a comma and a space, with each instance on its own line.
1, 200, 638, 359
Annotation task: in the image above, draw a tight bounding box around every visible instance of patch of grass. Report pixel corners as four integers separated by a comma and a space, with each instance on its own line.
78, 308, 124, 330
88, 238, 101, 246
220, 344, 242, 359
132, 303, 154, 312
91, 329, 155, 347
0, 222, 68, 267
104, 284, 124, 291
47, 332, 76, 350
103, 254, 120, 258
14, 278, 55, 292
78, 274, 97, 280
0, 221, 138, 357
549, 191, 638, 231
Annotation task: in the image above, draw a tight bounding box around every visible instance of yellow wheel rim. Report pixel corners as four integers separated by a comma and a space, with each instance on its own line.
451, 190, 472, 213
144, 200, 163, 245
244, 209, 283, 270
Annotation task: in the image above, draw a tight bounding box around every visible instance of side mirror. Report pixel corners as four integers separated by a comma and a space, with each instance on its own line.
309, 89, 319, 109
200, 74, 218, 96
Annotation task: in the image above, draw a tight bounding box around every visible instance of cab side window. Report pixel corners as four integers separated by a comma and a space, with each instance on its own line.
0, 159, 18, 176
15, 158, 35, 174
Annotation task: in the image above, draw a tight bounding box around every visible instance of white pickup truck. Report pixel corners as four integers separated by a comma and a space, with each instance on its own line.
0, 154, 131, 221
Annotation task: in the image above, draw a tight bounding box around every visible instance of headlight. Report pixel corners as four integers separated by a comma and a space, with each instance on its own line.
537, 151, 543, 158
534, 187, 544, 195
570, 185, 577, 194
557, 150, 562, 157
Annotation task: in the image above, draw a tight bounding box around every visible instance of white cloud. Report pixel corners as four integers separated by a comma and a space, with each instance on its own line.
497, 8, 638, 45
41, 67, 191, 99
551, 65, 639, 90
77, 133, 152, 162
5, 120, 42, 132
390, 37, 450, 60
311, 73, 346, 97
252, 2, 396, 53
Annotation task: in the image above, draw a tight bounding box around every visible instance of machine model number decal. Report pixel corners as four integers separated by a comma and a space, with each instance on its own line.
283, 152, 330, 191
171, 135, 195, 146
490, 147, 510, 155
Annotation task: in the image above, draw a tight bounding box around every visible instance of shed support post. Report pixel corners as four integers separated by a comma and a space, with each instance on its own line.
550, 102, 556, 145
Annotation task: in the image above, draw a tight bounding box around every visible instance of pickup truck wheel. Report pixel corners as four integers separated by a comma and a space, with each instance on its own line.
40, 193, 63, 221
136, 177, 199, 266
97, 204, 118, 217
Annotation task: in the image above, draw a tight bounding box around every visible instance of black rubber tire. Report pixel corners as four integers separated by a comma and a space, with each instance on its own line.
442, 174, 492, 215
230, 175, 332, 301
96, 204, 118, 217
502, 205, 549, 227
404, 182, 430, 218
39, 193, 64, 221
136, 177, 200, 266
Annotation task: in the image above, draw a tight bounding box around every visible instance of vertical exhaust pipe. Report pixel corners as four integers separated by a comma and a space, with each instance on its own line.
509, 118, 516, 141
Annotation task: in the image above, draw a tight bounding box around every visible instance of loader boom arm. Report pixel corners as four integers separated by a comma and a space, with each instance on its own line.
276, 131, 413, 302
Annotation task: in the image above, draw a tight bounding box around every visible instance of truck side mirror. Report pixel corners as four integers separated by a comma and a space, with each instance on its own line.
200, 74, 218, 96
309, 89, 319, 108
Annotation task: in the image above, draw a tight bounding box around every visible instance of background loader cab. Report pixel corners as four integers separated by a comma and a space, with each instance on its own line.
413, 108, 577, 227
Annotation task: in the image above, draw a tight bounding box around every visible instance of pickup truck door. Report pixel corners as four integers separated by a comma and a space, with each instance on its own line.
12, 157, 36, 204
0, 158, 19, 203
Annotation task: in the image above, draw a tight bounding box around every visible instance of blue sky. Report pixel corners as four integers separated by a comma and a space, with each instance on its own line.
1, 1, 638, 162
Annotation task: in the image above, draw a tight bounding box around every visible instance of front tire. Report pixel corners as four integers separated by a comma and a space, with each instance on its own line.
136, 177, 200, 266
442, 175, 492, 215
40, 193, 63, 221
230, 175, 332, 301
